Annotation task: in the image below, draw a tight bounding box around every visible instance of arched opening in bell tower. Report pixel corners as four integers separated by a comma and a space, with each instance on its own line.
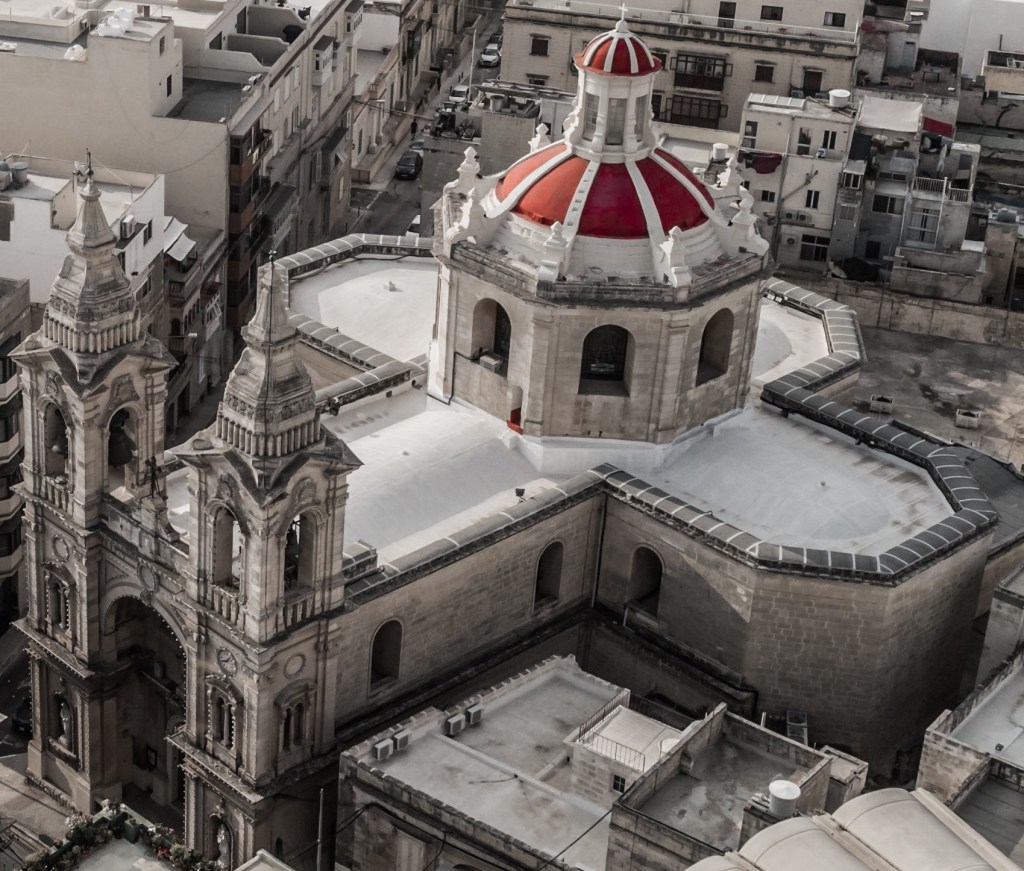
43, 404, 69, 477
106, 408, 138, 491
101, 595, 187, 827
283, 512, 316, 592
211, 507, 243, 589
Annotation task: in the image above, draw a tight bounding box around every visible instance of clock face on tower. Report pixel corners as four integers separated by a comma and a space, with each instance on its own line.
216, 647, 238, 676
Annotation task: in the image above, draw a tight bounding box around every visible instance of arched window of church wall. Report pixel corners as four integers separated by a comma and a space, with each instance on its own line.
628, 546, 663, 618
534, 541, 564, 608
106, 406, 138, 490
370, 620, 402, 689
579, 325, 634, 395
696, 309, 734, 387
471, 298, 512, 363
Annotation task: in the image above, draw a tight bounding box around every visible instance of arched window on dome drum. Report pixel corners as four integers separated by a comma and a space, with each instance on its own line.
534, 541, 564, 608
579, 325, 632, 395
606, 98, 627, 146
634, 95, 648, 138
628, 546, 662, 618
696, 309, 734, 386
471, 299, 512, 365
370, 620, 402, 689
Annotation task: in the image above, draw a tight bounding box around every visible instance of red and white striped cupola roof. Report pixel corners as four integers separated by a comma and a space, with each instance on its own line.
576, 18, 662, 77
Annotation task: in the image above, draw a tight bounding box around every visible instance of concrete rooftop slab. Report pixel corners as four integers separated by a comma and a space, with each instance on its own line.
957, 777, 1024, 865
952, 666, 1024, 767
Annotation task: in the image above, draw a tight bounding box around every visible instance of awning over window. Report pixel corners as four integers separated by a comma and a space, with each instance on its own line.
923, 116, 955, 137
858, 95, 922, 133
163, 215, 197, 262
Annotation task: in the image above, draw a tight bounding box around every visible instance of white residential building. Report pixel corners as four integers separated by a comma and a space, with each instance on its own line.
500, 0, 863, 133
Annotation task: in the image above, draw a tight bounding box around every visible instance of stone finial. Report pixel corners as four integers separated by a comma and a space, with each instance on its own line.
731, 188, 770, 255
451, 146, 481, 195
528, 123, 551, 152
658, 227, 693, 288
445, 186, 488, 245
537, 222, 569, 282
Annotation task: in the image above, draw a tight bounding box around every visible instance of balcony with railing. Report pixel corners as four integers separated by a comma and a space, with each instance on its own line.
912, 175, 972, 203
983, 51, 1024, 95
208, 583, 246, 631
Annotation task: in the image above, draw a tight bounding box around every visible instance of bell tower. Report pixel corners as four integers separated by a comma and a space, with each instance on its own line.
14, 164, 176, 810
171, 259, 359, 867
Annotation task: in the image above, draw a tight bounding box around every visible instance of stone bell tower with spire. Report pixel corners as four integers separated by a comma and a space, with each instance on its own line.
13, 162, 176, 810
171, 258, 359, 867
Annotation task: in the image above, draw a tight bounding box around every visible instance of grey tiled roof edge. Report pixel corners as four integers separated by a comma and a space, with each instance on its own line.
345, 470, 608, 602
745, 277, 996, 582
273, 233, 432, 375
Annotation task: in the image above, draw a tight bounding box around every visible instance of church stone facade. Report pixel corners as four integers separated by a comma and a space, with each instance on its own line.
11, 20, 1019, 871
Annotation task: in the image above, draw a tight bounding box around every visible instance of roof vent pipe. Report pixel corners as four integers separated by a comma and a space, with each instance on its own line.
768, 780, 801, 818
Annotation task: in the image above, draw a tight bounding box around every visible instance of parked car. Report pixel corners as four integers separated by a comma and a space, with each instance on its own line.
394, 150, 423, 180
409, 139, 424, 153
478, 45, 501, 68
449, 84, 471, 105
488, 31, 503, 46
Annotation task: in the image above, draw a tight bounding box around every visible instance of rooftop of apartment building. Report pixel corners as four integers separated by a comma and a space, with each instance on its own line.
860, 42, 962, 100
0, 155, 159, 230
347, 657, 665, 871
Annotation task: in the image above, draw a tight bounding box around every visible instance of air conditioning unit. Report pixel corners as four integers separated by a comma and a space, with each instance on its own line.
791, 89, 804, 98
764, 214, 776, 225
478, 352, 506, 375
393, 729, 411, 752
782, 210, 797, 220
373, 738, 394, 761
466, 704, 484, 726
444, 714, 466, 736
796, 212, 810, 222
121, 215, 137, 238
815, 147, 827, 158
784, 235, 798, 245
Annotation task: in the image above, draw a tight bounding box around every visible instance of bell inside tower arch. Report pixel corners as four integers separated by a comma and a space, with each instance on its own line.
44, 405, 69, 477
283, 513, 314, 592
107, 408, 137, 490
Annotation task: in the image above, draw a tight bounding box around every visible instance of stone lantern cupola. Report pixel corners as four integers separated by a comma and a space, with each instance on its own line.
432, 18, 770, 444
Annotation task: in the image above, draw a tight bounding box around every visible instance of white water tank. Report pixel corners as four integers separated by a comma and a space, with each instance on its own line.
711, 142, 729, 161
828, 89, 851, 109
768, 779, 801, 818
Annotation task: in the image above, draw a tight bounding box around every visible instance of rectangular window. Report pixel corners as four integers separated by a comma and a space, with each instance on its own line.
805, 189, 820, 209
796, 127, 811, 156
674, 54, 730, 91
838, 203, 857, 221
607, 97, 626, 145
873, 195, 904, 215
802, 69, 823, 95
865, 240, 882, 260
664, 95, 724, 128
754, 63, 774, 83
634, 95, 648, 137
800, 233, 829, 262
583, 93, 599, 139
612, 774, 627, 793
821, 130, 837, 150
651, 92, 663, 119
759, 189, 776, 203
143, 220, 153, 243
742, 120, 758, 149
159, 36, 165, 54
718, 1, 736, 27
651, 49, 667, 69
761, 5, 783, 21
166, 76, 172, 97
274, 89, 281, 113
906, 207, 940, 245
527, 74, 548, 87
530, 35, 549, 56
823, 11, 846, 27
210, 32, 222, 50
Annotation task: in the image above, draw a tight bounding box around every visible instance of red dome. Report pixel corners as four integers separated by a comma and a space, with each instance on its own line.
576, 22, 661, 77
495, 144, 715, 240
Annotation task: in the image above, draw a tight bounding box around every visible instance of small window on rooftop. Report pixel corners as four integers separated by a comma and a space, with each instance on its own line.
761, 5, 783, 21
159, 36, 165, 54
612, 774, 627, 793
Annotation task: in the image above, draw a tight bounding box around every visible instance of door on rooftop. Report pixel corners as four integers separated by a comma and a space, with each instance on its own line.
802, 68, 823, 96
718, 1, 736, 26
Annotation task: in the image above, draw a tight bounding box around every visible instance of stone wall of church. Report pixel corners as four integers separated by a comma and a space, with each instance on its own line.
440, 256, 762, 443
594, 498, 991, 768
332, 496, 604, 728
